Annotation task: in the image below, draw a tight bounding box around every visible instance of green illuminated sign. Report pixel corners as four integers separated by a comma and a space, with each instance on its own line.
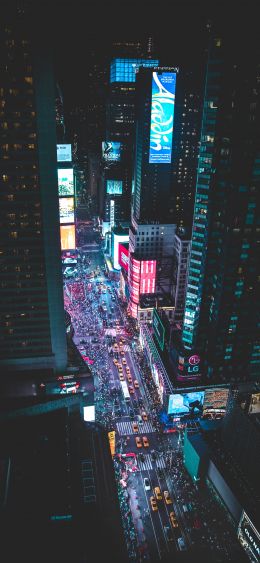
153, 308, 165, 351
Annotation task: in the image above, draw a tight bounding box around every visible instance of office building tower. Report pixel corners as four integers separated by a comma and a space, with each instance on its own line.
172, 231, 191, 327
181, 36, 260, 382
0, 7, 67, 375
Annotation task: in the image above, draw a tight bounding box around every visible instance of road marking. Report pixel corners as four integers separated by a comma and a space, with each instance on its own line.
116, 421, 155, 435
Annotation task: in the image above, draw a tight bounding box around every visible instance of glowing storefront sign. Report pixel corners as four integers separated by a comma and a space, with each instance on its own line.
59, 197, 75, 224
57, 144, 72, 162
102, 141, 121, 162
60, 225, 76, 250
58, 169, 74, 196
118, 243, 129, 273
149, 71, 176, 164
238, 511, 260, 563
106, 180, 123, 195
108, 431, 116, 457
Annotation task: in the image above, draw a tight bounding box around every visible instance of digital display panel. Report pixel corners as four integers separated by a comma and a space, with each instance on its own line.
168, 392, 205, 416
83, 406, 95, 422
248, 392, 260, 414
110, 58, 159, 83
238, 511, 260, 563
140, 260, 156, 294
102, 141, 121, 162
57, 144, 72, 162
112, 233, 129, 270
202, 387, 229, 418
149, 71, 176, 164
118, 243, 129, 273
60, 225, 76, 250
110, 200, 115, 229
59, 197, 75, 224
106, 180, 123, 195
153, 308, 165, 351
58, 169, 74, 196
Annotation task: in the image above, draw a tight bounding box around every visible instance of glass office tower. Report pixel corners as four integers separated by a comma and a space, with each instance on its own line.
182, 37, 260, 382
0, 6, 67, 375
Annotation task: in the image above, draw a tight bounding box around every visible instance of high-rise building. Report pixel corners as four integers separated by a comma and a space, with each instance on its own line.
0, 6, 67, 375
181, 36, 260, 382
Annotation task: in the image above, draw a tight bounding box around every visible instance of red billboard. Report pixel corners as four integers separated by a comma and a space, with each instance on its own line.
140, 260, 156, 294
129, 256, 157, 317
118, 244, 129, 273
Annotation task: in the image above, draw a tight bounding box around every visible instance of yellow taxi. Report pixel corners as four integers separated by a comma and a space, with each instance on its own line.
122, 358, 127, 365
127, 374, 132, 383
119, 373, 124, 381
135, 436, 142, 448
141, 411, 148, 421
169, 511, 179, 528
132, 422, 138, 433
113, 358, 118, 366
150, 496, 158, 512
154, 487, 162, 501
164, 491, 173, 505
117, 364, 123, 372
126, 365, 130, 373
129, 385, 134, 394
142, 436, 149, 448
133, 380, 139, 389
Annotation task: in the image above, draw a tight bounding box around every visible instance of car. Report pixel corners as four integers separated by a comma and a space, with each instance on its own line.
135, 437, 142, 448
142, 436, 149, 447
144, 477, 150, 491
129, 385, 134, 394
154, 486, 162, 501
113, 358, 118, 366
139, 452, 145, 462
169, 511, 179, 528
177, 537, 186, 551
151, 451, 157, 461
133, 380, 139, 388
132, 422, 138, 433
119, 374, 124, 381
126, 366, 130, 373
150, 496, 158, 511
164, 526, 174, 542
122, 358, 127, 365
164, 491, 173, 505
127, 374, 132, 383
129, 409, 134, 418
121, 338, 125, 343
141, 411, 148, 421
117, 364, 122, 371
138, 398, 143, 407
120, 351, 124, 357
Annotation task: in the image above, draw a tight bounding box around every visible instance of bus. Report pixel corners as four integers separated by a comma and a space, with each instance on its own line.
121, 381, 130, 402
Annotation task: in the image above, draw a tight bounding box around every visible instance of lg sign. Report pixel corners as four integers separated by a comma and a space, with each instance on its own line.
189, 355, 200, 366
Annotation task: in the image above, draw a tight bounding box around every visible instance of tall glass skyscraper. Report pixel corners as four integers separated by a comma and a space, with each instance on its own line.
182, 37, 260, 382
0, 6, 67, 375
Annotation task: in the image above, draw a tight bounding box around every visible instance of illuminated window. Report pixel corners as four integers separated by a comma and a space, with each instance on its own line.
24, 76, 33, 84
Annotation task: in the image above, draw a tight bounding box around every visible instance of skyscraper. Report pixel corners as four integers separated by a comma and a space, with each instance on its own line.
181, 36, 260, 382
0, 6, 67, 375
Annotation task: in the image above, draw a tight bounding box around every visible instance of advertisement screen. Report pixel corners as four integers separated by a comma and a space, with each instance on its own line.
110, 57, 159, 83
58, 169, 74, 196
60, 225, 76, 250
118, 243, 129, 273
238, 511, 260, 563
140, 260, 156, 294
59, 197, 74, 224
112, 233, 129, 270
153, 308, 165, 351
102, 141, 121, 162
83, 406, 95, 422
168, 392, 205, 416
202, 387, 229, 418
248, 392, 260, 414
106, 180, 123, 195
149, 71, 176, 164
57, 144, 72, 162
110, 199, 115, 229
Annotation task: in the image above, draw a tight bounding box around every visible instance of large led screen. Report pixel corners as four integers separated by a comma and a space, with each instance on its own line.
202, 387, 229, 417
106, 180, 123, 195
57, 144, 72, 162
153, 308, 165, 351
118, 243, 129, 273
168, 392, 205, 416
112, 233, 129, 270
60, 225, 76, 250
59, 197, 75, 224
102, 141, 121, 162
140, 260, 156, 294
58, 169, 74, 196
149, 72, 176, 164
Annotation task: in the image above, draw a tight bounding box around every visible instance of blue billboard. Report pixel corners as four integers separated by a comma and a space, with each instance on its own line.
106, 180, 123, 195
149, 72, 176, 164
102, 141, 121, 162
110, 58, 159, 83
168, 392, 204, 416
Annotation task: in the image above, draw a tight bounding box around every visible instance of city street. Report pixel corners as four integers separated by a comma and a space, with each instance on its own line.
63, 238, 245, 562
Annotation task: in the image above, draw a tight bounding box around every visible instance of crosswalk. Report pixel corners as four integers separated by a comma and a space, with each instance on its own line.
138, 454, 166, 471
116, 420, 155, 435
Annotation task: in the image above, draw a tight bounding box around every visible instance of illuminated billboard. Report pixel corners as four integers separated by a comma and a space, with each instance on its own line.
238, 511, 260, 563
168, 392, 205, 416
140, 260, 156, 294
118, 243, 129, 273
110, 57, 159, 83
112, 233, 129, 270
202, 387, 229, 418
102, 141, 121, 162
59, 197, 74, 224
83, 406, 95, 422
176, 352, 201, 381
57, 144, 72, 162
248, 392, 260, 414
58, 169, 74, 196
153, 308, 165, 351
106, 180, 123, 195
149, 71, 176, 164
60, 225, 76, 250
110, 200, 115, 229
